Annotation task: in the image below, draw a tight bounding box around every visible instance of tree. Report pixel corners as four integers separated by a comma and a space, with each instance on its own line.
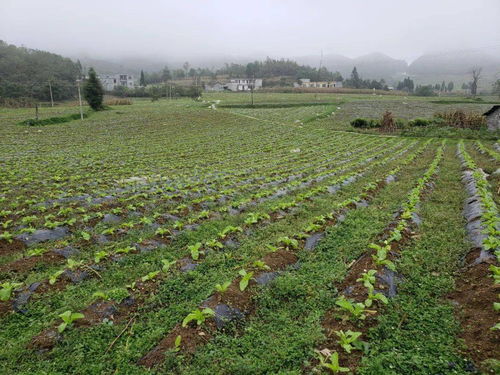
188, 68, 196, 78
83, 67, 104, 110
447, 81, 454, 92
139, 70, 146, 86
470, 67, 482, 96
161, 66, 171, 82
441, 81, 446, 92
350, 67, 361, 88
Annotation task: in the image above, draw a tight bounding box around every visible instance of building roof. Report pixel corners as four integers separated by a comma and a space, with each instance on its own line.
483, 105, 500, 116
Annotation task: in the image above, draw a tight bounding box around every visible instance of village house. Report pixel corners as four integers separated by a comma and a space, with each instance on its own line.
294, 78, 343, 88
225, 78, 263, 92
483, 105, 500, 131
99, 74, 135, 91
205, 81, 225, 92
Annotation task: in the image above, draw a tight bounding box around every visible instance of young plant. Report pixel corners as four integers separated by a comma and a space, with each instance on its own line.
215, 281, 231, 293
205, 239, 224, 250
188, 242, 203, 261
173, 335, 182, 352
335, 330, 363, 353
155, 227, 171, 238
181, 308, 215, 327
161, 259, 177, 273
253, 260, 270, 270
335, 295, 367, 320
369, 243, 396, 271
278, 236, 299, 250
238, 269, 254, 291
27, 247, 47, 257
0, 282, 23, 301
49, 270, 65, 285
57, 310, 85, 333
141, 270, 160, 282
94, 250, 108, 263
316, 350, 350, 373
80, 231, 91, 241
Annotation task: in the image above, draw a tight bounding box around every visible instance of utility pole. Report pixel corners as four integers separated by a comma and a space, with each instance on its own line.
48, 81, 54, 107
250, 74, 254, 106
76, 79, 84, 120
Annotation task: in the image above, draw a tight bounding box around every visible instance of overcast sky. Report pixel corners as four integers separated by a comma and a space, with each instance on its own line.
1, 0, 499, 63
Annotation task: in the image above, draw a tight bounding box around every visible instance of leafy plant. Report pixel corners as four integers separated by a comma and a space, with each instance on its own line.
49, 270, 65, 285
278, 236, 299, 249
141, 270, 160, 282
335, 296, 367, 320
215, 281, 231, 293
369, 243, 396, 271
0, 282, 23, 301
27, 247, 47, 257
161, 259, 177, 273
238, 269, 254, 291
57, 310, 85, 333
205, 239, 224, 250
253, 260, 270, 270
181, 308, 215, 327
188, 242, 203, 261
173, 335, 182, 352
80, 231, 91, 241
94, 250, 108, 263
335, 330, 363, 353
316, 350, 350, 373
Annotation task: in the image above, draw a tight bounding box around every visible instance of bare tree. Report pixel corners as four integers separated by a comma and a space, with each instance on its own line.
470, 67, 482, 96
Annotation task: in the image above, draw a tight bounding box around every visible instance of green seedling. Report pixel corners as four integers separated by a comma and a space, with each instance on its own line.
205, 239, 224, 250
316, 350, 350, 373
238, 269, 254, 291
27, 247, 47, 257
369, 243, 396, 271
67, 259, 83, 270
181, 308, 215, 327
161, 259, 176, 273
278, 236, 299, 249
57, 310, 84, 333
188, 242, 203, 261
356, 270, 377, 290
335, 330, 363, 353
94, 250, 108, 263
92, 291, 110, 300
155, 227, 171, 237
80, 231, 91, 241
335, 295, 367, 320
0, 282, 23, 301
141, 270, 160, 282
115, 246, 135, 254
489, 265, 500, 284
215, 281, 231, 293
253, 260, 270, 270
49, 270, 65, 285
173, 335, 182, 352
0, 231, 13, 243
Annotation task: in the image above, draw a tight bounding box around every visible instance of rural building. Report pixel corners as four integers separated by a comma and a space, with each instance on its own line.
483, 105, 500, 131
294, 78, 343, 88
205, 82, 225, 92
225, 78, 263, 92
99, 74, 135, 91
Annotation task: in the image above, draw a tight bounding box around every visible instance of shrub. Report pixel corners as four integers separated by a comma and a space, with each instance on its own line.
435, 110, 486, 129
380, 111, 396, 132
408, 118, 431, 127
19, 113, 88, 126
350, 118, 380, 128
414, 85, 436, 97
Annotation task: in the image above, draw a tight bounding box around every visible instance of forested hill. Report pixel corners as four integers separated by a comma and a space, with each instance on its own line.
0, 40, 81, 101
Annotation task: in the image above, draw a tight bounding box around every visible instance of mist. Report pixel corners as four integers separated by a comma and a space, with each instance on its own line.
1, 0, 500, 66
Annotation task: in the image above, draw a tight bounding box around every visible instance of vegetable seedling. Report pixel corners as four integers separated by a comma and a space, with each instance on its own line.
58, 310, 84, 333
182, 308, 215, 327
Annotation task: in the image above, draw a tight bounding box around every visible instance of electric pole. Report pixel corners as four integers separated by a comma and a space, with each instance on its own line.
76, 79, 84, 120
48, 80, 54, 107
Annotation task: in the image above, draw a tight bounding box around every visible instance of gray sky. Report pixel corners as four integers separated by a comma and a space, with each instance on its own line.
1, 0, 499, 63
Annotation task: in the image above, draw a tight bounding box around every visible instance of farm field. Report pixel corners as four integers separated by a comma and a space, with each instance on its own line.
0, 93, 498, 374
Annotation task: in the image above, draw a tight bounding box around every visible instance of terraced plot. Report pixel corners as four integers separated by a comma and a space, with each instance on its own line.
0, 96, 498, 374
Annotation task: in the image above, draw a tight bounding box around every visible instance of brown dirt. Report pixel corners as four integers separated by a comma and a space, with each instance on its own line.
138, 321, 215, 368
28, 328, 61, 352
0, 252, 65, 274
0, 300, 12, 317
0, 239, 26, 257
448, 249, 500, 370
262, 250, 298, 270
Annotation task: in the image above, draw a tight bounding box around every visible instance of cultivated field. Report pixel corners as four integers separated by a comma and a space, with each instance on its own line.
0, 93, 498, 374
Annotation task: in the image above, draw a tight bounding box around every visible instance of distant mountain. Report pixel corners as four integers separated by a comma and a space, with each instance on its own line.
296, 52, 408, 81
408, 50, 500, 75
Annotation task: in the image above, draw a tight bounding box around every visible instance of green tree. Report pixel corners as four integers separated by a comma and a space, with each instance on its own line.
350, 67, 361, 88
83, 67, 104, 110
447, 81, 454, 92
139, 70, 146, 86
161, 66, 171, 81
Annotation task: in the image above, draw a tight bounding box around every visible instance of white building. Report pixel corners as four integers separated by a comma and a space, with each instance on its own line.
294, 78, 343, 88
99, 74, 135, 91
225, 78, 263, 92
